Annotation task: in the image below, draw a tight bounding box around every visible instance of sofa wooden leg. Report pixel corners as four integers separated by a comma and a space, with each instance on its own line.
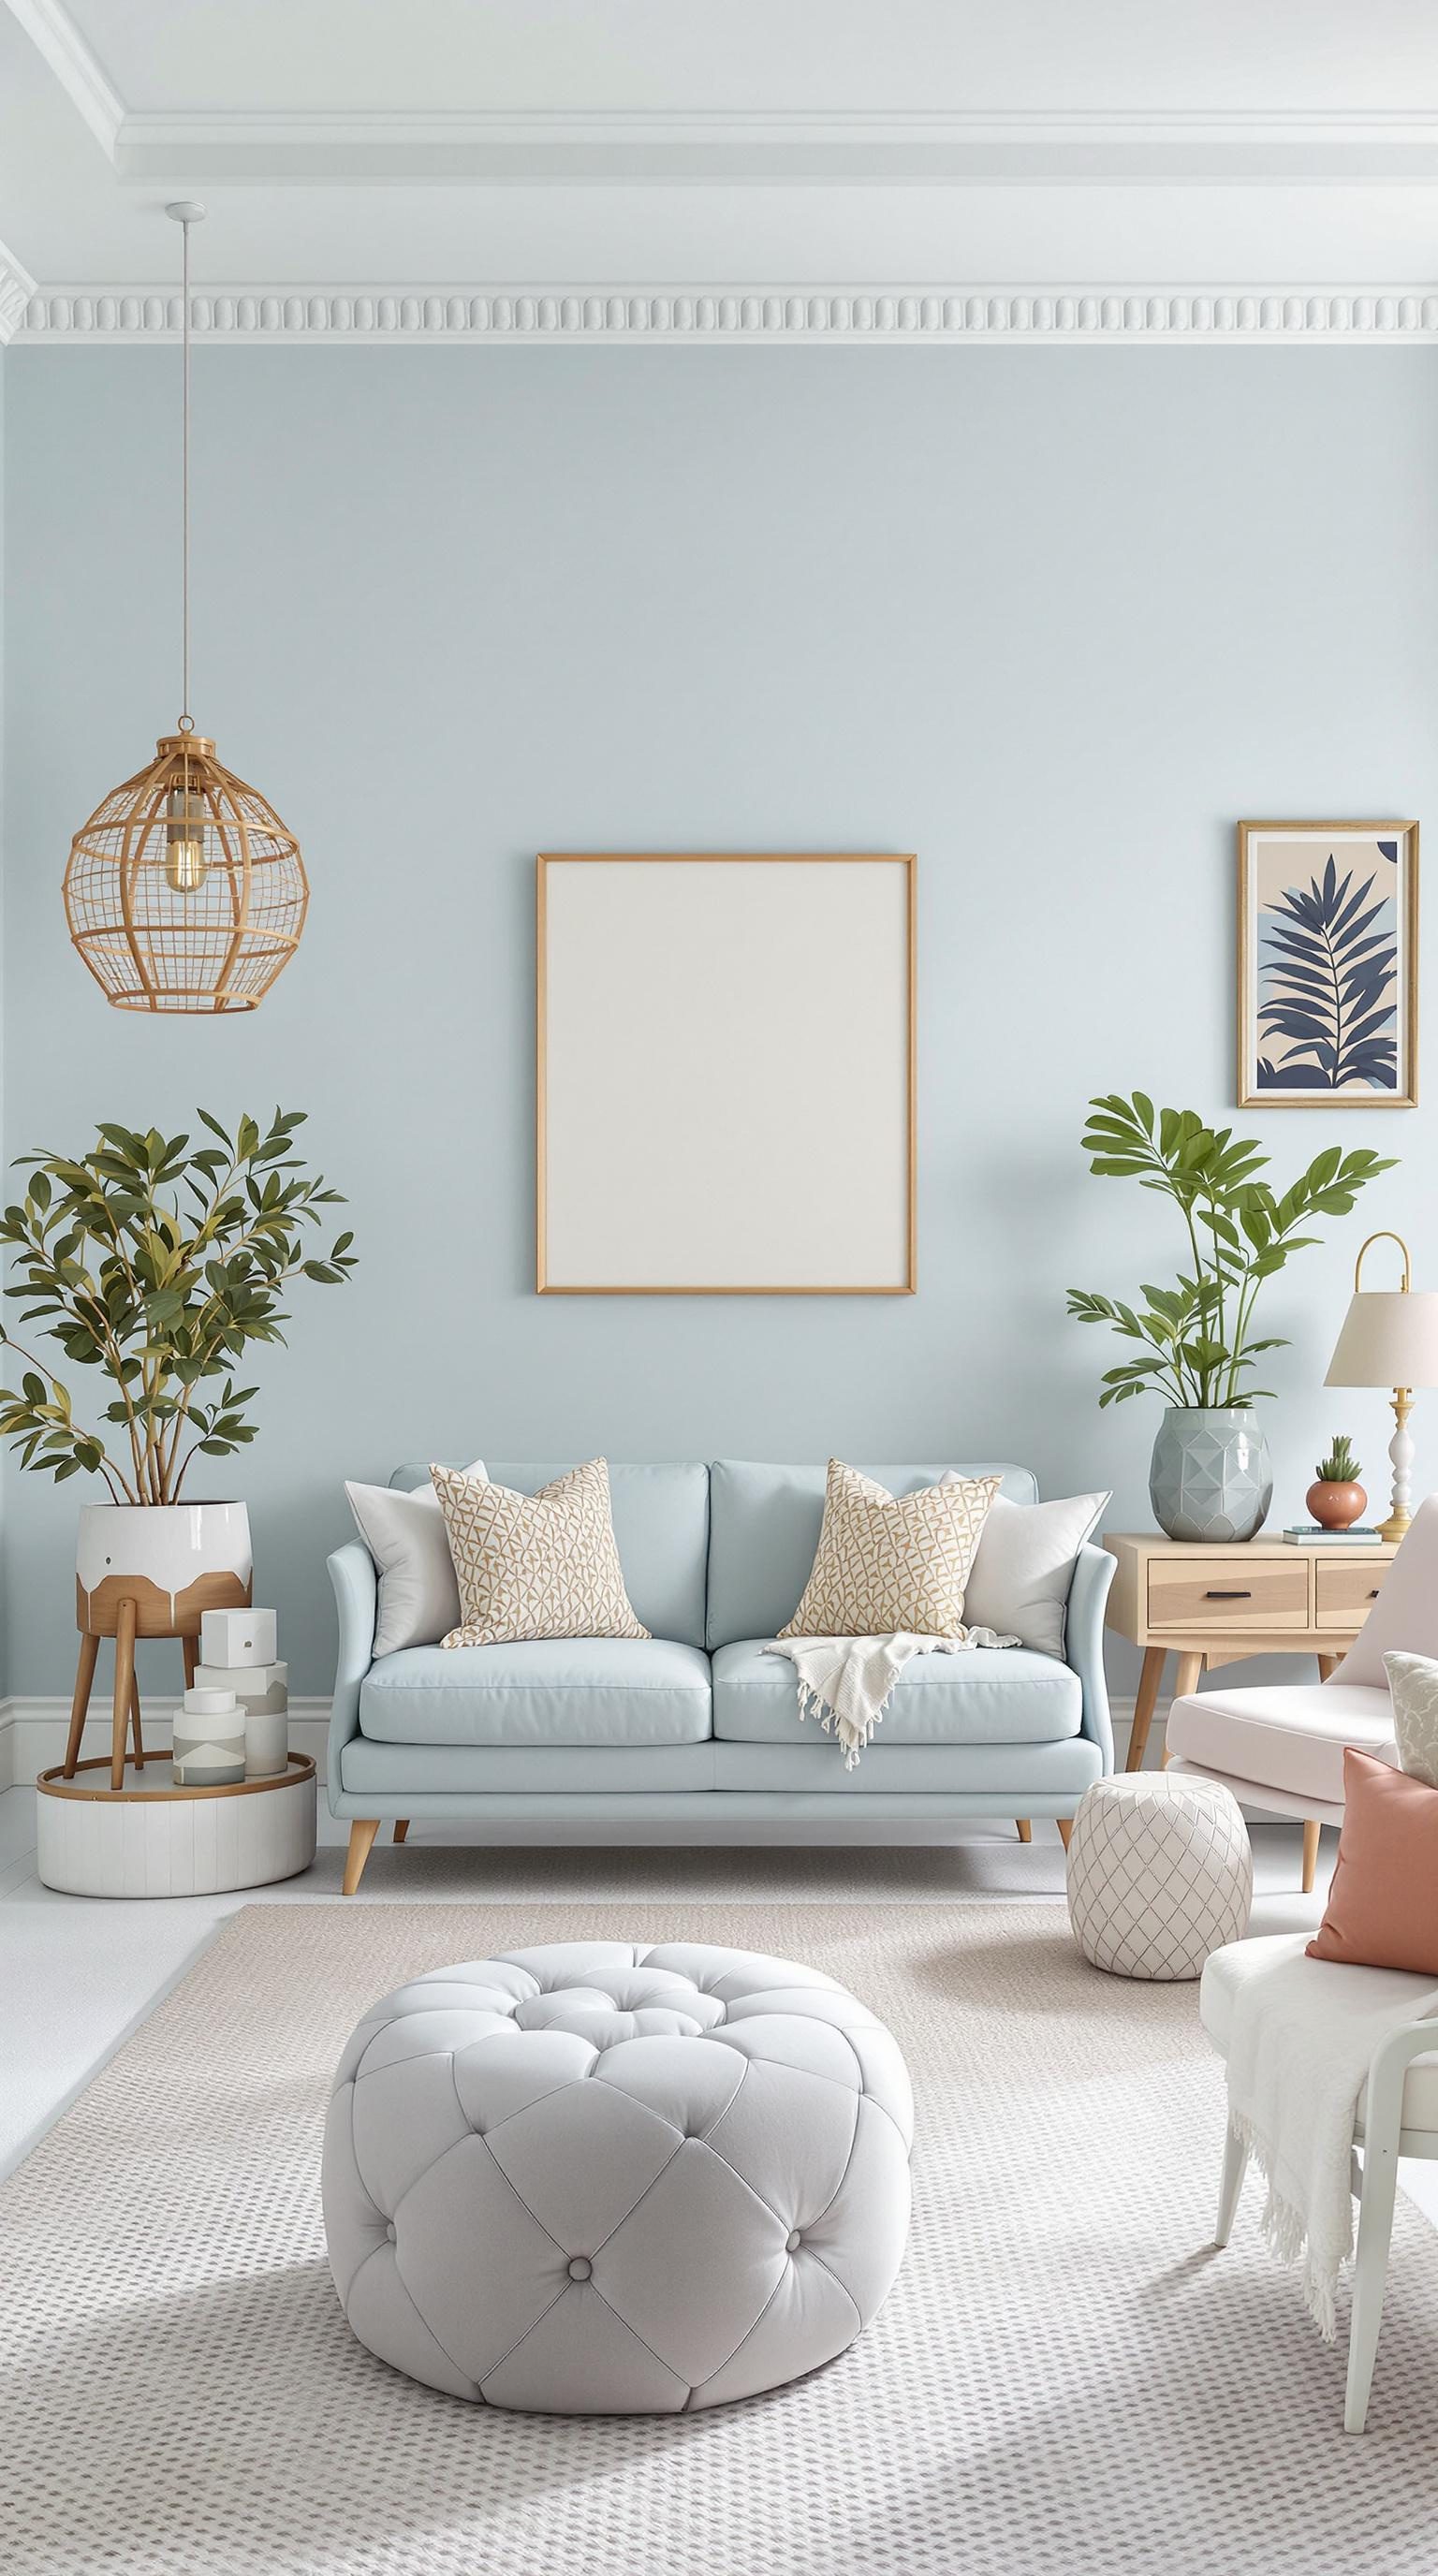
1055, 1818, 1072, 1852
1301, 1818, 1322, 1895
1015, 1818, 1032, 1843
393, 1819, 410, 1844
344, 1820, 381, 1896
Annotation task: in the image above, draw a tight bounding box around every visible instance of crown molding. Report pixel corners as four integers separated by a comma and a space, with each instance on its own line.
100, 107, 1438, 186
0, 234, 37, 343
12, 285, 1438, 346
3, 0, 122, 157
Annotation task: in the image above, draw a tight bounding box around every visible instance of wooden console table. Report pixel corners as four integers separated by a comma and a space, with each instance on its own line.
1103, 1531, 1397, 1772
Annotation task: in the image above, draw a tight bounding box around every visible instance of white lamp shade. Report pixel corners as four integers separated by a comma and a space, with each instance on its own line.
1325, 1291, 1438, 1389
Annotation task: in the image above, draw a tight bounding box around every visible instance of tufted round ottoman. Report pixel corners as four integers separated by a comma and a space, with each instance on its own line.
323, 1939, 913, 2414
1066, 1773, 1253, 1980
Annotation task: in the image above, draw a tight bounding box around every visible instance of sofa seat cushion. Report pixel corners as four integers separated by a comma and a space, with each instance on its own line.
712, 1739, 1103, 1795
344, 1740, 718, 1794
359, 1638, 712, 1749
711, 1639, 1081, 1747
1200, 1931, 1438, 2135
1166, 1683, 1395, 1808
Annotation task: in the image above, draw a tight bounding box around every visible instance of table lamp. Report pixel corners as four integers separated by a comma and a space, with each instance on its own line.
1324, 1231, 1438, 1543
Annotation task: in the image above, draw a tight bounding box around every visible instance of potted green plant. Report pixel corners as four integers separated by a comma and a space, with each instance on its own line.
0, 1108, 356, 1649
1067, 1094, 1394, 1542
1307, 1434, 1368, 1532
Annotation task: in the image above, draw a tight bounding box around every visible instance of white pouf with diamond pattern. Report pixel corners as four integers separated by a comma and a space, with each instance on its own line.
1066, 1774, 1253, 1979
323, 1940, 913, 2413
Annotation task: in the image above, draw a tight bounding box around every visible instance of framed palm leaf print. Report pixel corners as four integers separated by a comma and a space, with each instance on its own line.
1238, 821, 1418, 1107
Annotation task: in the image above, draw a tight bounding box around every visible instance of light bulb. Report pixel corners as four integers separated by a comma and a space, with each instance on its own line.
165, 785, 207, 894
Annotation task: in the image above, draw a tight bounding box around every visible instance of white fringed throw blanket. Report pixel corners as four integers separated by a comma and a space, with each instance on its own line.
1224, 1934, 1438, 2339
764, 1629, 1019, 1771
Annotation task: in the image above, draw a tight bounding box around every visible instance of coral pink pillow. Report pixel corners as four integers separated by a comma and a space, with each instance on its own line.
1306, 1749, 1438, 1975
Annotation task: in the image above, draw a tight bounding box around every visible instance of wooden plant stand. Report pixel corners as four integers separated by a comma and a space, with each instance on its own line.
63, 1574, 251, 1793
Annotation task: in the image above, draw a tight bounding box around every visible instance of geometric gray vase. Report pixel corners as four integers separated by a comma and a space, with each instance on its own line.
1149, 1405, 1274, 1543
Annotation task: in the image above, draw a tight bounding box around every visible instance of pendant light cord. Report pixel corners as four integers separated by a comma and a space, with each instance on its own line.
166, 201, 204, 734
181, 209, 192, 732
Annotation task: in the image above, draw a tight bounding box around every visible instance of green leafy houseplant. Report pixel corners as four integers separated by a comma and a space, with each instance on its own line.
1315, 1433, 1361, 1485
1067, 1094, 1396, 1410
0, 1109, 355, 1504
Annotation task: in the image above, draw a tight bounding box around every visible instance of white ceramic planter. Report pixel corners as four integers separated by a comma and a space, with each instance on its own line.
76, 1500, 252, 1636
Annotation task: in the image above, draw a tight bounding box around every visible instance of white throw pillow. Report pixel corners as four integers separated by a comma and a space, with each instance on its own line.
345, 1461, 487, 1656
1384, 1650, 1438, 1789
954, 1487, 1109, 1658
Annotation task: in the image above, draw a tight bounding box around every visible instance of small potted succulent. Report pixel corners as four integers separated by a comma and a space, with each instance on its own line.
1306, 1434, 1368, 1531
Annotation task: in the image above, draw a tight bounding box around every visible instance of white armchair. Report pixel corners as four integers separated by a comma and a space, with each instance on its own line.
1203, 1932, 1438, 2431
1167, 1495, 1438, 1890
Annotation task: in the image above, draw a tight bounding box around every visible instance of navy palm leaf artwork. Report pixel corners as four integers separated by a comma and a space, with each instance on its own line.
1255, 854, 1398, 1092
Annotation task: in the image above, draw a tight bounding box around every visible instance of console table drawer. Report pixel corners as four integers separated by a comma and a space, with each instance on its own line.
1315, 1559, 1387, 1630
1146, 1558, 1309, 1631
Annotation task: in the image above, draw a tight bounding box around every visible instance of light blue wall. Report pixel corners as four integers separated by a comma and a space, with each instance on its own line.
3, 348, 1436, 1696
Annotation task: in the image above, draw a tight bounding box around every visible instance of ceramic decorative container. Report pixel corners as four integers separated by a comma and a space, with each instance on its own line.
76, 1500, 253, 1638
200, 1605, 277, 1666
174, 1687, 246, 1786
1149, 1406, 1273, 1543
1306, 1477, 1368, 1530
242, 1706, 289, 1778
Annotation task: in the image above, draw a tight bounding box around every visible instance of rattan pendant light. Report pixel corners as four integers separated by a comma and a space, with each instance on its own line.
64, 205, 308, 1013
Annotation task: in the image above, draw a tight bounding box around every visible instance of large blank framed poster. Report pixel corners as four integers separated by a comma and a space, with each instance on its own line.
536, 854, 916, 1294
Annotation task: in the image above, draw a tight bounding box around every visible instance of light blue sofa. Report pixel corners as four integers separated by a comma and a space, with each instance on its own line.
327, 1460, 1116, 1888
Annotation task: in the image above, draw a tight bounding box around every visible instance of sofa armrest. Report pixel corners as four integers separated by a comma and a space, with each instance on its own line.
327, 1541, 377, 1808
1066, 1542, 1116, 1773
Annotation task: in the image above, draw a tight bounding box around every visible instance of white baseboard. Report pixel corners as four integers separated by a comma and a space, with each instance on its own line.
0, 1695, 1144, 1795
0, 1697, 331, 1790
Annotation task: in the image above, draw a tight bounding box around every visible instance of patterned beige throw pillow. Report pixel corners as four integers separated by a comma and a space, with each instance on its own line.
779, 1460, 1001, 1639
433, 1458, 650, 1647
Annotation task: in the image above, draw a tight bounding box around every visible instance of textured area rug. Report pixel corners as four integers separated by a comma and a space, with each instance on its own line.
4, 1902, 1437, 2576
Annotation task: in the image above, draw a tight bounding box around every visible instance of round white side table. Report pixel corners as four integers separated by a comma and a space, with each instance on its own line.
36, 1750, 316, 1897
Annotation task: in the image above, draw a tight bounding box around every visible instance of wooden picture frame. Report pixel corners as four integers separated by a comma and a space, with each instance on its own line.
1238, 820, 1418, 1108
536, 853, 917, 1294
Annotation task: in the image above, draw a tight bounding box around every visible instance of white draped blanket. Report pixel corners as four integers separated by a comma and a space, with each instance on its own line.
764, 1629, 1019, 1769
1224, 1935, 1438, 2339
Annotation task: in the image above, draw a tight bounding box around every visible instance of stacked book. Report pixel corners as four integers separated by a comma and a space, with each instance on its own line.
1281, 1524, 1385, 1547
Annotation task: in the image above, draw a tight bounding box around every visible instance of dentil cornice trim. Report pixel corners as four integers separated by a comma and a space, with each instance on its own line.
12, 285, 1438, 345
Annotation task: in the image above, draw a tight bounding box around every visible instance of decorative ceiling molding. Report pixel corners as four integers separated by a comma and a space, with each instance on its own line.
103, 107, 1438, 186
0, 233, 37, 342
3, 0, 122, 157
14, 285, 1438, 345
5, 7, 1438, 190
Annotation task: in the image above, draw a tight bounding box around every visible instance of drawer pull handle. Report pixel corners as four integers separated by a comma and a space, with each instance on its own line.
1370, 1588, 1381, 1600
1204, 1588, 1252, 1600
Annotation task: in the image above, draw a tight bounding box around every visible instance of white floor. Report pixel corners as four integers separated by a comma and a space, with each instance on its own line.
3, 1785, 1436, 2235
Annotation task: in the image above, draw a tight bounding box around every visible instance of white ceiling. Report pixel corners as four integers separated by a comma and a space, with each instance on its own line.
3, 0, 1438, 341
